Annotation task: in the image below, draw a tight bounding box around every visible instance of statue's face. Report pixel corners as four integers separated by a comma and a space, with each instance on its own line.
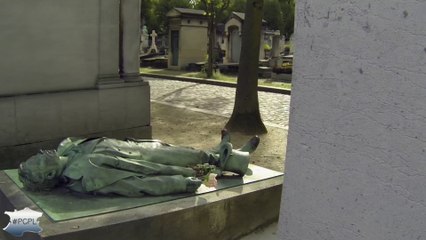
18, 151, 61, 191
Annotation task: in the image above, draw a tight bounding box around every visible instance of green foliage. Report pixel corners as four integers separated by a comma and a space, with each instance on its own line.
264, 0, 284, 33
264, 43, 272, 51
262, 0, 295, 38
141, 0, 192, 34
280, 0, 295, 38
191, 163, 219, 177
194, 70, 235, 81
225, 0, 295, 38
229, 0, 246, 12
141, 0, 295, 38
220, 0, 246, 22
141, 0, 156, 30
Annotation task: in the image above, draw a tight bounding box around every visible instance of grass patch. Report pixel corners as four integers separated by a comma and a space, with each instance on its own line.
140, 67, 291, 90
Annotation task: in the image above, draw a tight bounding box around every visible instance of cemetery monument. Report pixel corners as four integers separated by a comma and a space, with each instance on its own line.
147, 30, 159, 54
166, 8, 208, 70
139, 25, 149, 55
18, 131, 260, 197
0, 0, 150, 170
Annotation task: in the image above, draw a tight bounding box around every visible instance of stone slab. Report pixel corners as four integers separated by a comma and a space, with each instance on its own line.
0, 166, 283, 240
3, 164, 281, 222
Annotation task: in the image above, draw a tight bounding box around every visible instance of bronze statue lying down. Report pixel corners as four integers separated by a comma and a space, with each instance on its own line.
18, 130, 259, 197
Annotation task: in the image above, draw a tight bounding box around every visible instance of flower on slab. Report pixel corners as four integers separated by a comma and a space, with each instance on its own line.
203, 173, 218, 188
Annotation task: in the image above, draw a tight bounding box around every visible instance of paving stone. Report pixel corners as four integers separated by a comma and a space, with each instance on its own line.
146, 77, 291, 128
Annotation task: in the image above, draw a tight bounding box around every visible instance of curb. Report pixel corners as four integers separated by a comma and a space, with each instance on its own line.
141, 73, 291, 95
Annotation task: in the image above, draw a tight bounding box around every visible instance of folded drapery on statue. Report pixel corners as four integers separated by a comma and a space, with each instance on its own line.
18, 130, 260, 197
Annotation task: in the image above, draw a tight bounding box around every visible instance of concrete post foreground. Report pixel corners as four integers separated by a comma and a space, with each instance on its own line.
279, 0, 426, 239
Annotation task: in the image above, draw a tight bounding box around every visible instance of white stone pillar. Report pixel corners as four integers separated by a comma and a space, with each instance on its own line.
271, 33, 280, 58
279, 0, 426, 239
120, 0, 142, 81
269, 31, 281, 68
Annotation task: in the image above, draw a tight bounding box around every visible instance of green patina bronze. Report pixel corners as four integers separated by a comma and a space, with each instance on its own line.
5, 164, 283, 221
18, 130, 259, 197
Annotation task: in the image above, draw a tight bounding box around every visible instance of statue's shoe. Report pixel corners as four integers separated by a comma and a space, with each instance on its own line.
210, 129, 231, 154
185, 177, 202, 193
238, 136, 260, 153
221, 129, 231, 142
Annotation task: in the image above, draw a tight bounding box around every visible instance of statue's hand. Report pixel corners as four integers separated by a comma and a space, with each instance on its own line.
185, 177, 202, 193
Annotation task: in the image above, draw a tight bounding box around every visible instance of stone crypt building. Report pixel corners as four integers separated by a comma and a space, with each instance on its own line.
166, 7, 209, 70
0, 0, 151, 169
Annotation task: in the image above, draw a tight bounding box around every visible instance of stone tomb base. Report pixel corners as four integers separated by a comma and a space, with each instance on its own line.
0, 165, 283, 240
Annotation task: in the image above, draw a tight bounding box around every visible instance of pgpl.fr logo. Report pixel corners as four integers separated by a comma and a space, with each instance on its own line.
3, 207, 43, 237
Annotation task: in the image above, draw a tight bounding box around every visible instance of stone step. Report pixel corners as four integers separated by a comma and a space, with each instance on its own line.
0, 167, 283, 240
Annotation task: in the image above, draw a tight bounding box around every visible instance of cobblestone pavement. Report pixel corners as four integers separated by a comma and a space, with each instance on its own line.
146, 77, 291, 128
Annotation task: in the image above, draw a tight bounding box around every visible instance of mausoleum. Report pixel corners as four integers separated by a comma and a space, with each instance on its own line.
166, 8, 208, 70
222, 12, 267, 63
0, 0, 151, 170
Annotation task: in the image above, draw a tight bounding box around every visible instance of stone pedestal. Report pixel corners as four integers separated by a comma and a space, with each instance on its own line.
269, 31, 282, 69
0, 0, 150, 170
0, 166, 283, 240
0, 82, 151, 170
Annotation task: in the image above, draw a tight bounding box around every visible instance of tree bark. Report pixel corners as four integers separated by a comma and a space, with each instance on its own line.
200, 0, 230, 78
225, 0, 267, 134
206, 3, 214, 78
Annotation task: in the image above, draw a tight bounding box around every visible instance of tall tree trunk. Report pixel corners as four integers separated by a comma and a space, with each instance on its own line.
206, 2, 215, 78
225, 0, 267, 134
206, 14, 214, 78
201, 0, 229, 79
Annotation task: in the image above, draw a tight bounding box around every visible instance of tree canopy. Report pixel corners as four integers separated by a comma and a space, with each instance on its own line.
224, 0, 295, 38
279, 0, 295, 38
141, 0, 295, 37
262, 0, 295, 38
141, 0, 192, 34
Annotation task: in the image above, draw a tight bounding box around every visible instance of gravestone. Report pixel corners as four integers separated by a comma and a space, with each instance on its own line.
269, 30, 282, 68
139, 25, 149, 55
147, 30, 158, 54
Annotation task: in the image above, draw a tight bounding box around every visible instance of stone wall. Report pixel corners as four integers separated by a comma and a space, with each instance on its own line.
0, 1, 101, 95
178, 24, 208, 69
0, 0, 151, 169
279, 0, 426, 239
168, 14, 208, 70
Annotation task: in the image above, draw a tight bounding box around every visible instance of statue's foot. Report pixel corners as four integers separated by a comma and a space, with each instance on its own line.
221, 129, 230, 142
238, 136, 260, 153
185, 177, 202, 193
210, 129, 231, 154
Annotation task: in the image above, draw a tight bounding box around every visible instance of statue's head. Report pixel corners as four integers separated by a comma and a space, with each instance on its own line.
18, 150, 63, 191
